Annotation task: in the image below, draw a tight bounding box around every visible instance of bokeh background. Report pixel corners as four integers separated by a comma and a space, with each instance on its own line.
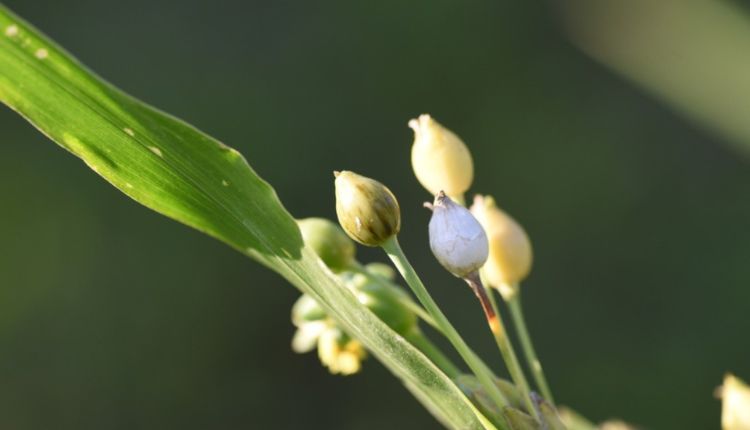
1, 1, 749, 429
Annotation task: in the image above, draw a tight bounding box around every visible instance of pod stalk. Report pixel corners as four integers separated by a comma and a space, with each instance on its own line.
507, 290, 555, 406
381, 237, 511, 415
464, 271, 539, 420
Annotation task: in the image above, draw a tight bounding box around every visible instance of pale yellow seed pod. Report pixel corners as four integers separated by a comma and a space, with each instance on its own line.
720, 374, 750, 430
470, 195, 533, 299
409, 114, 473, 201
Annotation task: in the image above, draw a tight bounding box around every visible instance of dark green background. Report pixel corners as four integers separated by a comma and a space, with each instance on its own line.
1, 1, 748, 429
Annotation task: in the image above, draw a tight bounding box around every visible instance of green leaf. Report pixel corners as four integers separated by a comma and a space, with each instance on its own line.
0, 5, 495, 429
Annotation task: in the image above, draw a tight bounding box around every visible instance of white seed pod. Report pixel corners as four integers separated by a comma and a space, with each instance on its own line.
428, 192, 489, 278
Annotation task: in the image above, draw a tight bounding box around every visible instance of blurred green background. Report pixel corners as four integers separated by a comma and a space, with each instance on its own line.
1, 1, 749, 429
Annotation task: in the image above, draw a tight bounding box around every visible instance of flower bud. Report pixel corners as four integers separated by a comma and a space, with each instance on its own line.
297, 217, 356, 272
290, 294, 367, 374
350, 274, 417, 335
428, 191, 489, 278
409, 114, 473, 200
334, 171, 400, 247
455, 374, 523, 413
538, 398, 566, 430
364, 262, 396, 281
470, 195, 533, 298
291, 293, 327, 326
557, 407, 596, 429
599, 421, 637, 430
290, 294, 329, 353
291, 320, 328, 354
503, 407, 539, 430
720, 374, 750, 430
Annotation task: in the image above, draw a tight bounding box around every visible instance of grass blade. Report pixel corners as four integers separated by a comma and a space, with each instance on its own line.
0, 5, 494, 429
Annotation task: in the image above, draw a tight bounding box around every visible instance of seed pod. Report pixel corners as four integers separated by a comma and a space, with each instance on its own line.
350, 274, 417, 336
455, 374, 523, 415
470, 195, 532, 298
363, 262, 396, 281
538, 400, 566, 430
427, 191, 489, 278
556, 407, 597, 430
409, 114, 473, 200
334, 171, 401, 247
720, 374, 750, 430
503, 407, 541, 430
297, 217, 356, 272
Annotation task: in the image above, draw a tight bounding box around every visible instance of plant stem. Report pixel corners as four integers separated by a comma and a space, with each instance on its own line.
465, 272, 538, 419
348, 262, 440, 331
403, 328, 461, 378
507, 290, 555, 405
350, 261, 502, 382
382, 237, 510, 410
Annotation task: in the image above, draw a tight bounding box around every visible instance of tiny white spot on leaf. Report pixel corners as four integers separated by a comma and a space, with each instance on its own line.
123, 127, 135, 136
148, 146, 163, 158
34, 48, 48, 60
222, 180, 229, 187
126, 183, 134, 189
5, 24, 18, 37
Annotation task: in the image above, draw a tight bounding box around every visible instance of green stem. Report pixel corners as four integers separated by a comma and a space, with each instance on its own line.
507, 290, 555, 405
404, 328, 461, 378
465, 272, 539, 419
350, 261, 501, 381
381, 237, 510, 411
400, 296, 440, 331
348, 262, 440, 331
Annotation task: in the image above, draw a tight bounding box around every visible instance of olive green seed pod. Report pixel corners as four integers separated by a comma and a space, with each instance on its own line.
409, 114, 473, 200
334, 171, 401, 247
297, 217, 356, 272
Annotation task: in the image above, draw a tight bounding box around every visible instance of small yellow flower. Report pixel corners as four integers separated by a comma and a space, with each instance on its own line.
409, 114, 473, 202
470, 195, 533, 299
317, 327, 367, 375
720, 374, 750, 430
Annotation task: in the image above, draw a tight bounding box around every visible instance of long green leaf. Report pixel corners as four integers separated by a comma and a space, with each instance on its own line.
0, 5, 494, 429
